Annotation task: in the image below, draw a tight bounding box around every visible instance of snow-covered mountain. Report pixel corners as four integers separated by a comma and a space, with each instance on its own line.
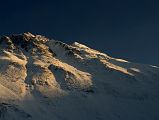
0, 32, 159, 120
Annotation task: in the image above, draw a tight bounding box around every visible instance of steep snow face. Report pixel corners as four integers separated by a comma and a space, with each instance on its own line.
0, 32, 159, 120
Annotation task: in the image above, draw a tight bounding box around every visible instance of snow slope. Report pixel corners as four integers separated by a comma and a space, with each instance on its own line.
0, 32, 159, 120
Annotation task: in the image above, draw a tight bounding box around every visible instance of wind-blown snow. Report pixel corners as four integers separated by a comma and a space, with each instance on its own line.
0, 32, 159, 120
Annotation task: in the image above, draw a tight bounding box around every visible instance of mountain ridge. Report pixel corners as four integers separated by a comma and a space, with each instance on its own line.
0, 32, 159, 120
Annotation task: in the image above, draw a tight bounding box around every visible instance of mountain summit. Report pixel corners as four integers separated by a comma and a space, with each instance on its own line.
0, 33, 159, 120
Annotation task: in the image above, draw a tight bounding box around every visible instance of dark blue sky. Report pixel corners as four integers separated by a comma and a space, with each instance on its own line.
0, 0, 159, 65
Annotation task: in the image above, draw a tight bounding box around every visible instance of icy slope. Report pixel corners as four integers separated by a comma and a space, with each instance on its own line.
0, 32, 159, 120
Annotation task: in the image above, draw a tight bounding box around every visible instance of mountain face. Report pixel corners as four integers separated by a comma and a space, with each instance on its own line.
0, 32, 159, 120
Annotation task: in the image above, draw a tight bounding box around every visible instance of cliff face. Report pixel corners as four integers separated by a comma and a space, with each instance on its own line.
0, 32, 159, 120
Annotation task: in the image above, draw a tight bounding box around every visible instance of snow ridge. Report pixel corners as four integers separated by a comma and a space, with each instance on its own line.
0, 32, 159, 120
